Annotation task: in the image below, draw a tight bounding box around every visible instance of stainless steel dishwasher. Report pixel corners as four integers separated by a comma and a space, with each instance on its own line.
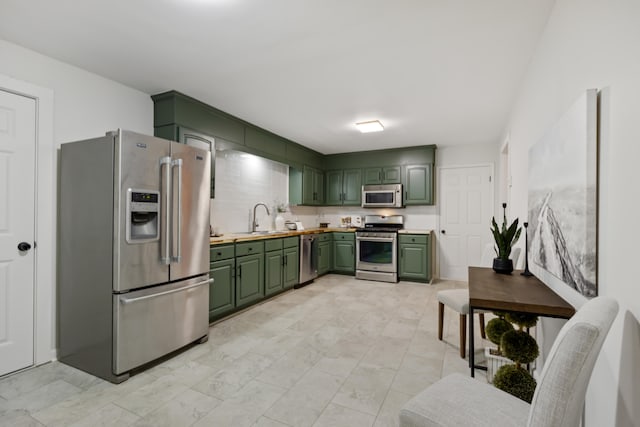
298, 233, 319, 287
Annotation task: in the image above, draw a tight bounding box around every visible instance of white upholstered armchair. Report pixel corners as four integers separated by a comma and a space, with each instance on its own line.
400, 296, 619, 427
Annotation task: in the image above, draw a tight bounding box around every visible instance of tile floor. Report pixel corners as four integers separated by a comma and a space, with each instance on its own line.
0, 275, 490, 427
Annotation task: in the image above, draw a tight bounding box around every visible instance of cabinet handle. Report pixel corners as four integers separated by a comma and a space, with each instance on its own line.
217, 252, 222, 256
238, 265, 242, 278
351, 245, 354, 255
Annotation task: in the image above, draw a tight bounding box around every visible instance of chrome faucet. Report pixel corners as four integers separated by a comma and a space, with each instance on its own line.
252, 203, 270, 232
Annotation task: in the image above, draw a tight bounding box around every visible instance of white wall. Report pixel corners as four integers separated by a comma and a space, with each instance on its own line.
0, 39, 153, 362
500, 1, 640, 425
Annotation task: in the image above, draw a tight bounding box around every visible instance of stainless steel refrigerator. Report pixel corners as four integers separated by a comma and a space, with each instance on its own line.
58, 129, 211, 383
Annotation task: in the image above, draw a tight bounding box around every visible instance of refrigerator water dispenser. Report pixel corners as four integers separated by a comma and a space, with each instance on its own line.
126, 189, 160, 242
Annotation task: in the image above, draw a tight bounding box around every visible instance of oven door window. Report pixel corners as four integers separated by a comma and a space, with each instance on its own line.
365, 192, 394, 205
359, 240, 394, 264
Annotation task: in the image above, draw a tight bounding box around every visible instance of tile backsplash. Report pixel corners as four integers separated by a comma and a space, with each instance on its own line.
210, 150, 438, 234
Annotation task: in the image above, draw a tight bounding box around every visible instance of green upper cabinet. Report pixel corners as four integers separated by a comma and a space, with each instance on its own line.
245, 127, 286, 159
403, 164, 434, 205
326, 169, 362, 206
363, 166, 401, 185
302, 166, 324, 205
152, 90, 324, 169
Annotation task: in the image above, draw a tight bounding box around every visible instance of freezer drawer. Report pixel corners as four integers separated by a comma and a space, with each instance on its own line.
113, 275, 209, 374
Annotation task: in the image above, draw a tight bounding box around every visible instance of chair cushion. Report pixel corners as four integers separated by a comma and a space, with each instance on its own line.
399, 373, 530, 427
436, 289, 470, 314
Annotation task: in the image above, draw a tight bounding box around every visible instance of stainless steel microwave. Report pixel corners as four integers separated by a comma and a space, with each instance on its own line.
361, 184, 403, 208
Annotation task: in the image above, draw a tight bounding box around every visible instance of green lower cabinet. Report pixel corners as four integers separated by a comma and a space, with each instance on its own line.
332, 233, 355, 274
208, 258, 235, 321
236, 253, 264, 307
265, 250, 284, 296
283, 245, 299, 289
318, 240, 332, 276
398, 234, 432, 282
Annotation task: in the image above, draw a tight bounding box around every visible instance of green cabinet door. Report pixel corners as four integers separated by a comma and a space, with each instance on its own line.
265, 250, 284, 296
283, 246, 299, 289
318, 240, 332, 276
404, 164, 434, 205
236, 253, 264, 307
209, 258, 235, 321
302, 166, 325, 205
333, 237, 356, 274
363, 166, 401, 184
398, 244, 427, 281
382, 166, 401, 183
342, 169, 362, 205
398, 234, 432, 282
326, 169, 362, 206
325, 170, 343, 205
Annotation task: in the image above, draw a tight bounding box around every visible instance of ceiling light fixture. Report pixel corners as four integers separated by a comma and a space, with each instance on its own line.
356, 120, 384, 133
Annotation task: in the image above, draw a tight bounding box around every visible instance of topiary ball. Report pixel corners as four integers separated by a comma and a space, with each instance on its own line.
505, 312, 538, 329
493, 364, 537, 402
486, 318, 514, 347
501, 330, 539, 364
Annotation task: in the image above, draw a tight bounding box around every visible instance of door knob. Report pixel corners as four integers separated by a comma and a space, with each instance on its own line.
441, 230, 446, 234
18, 242, 32, 251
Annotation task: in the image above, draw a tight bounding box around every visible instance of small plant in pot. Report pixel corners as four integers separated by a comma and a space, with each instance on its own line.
493, 313, 539, 403
490, 203, 522, 274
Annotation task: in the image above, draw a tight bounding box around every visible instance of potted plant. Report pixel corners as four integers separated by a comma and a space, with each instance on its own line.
490, 203, 522, 274
492, 313, 539, 402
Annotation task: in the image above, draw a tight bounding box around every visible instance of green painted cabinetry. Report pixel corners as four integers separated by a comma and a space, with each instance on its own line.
302, 166, 325, 205
403, 164, 434, 205
332, 232, 355, 273
326, 169, 362, 206
283, 237, 299, 289
235, 241, 264, 307
317, 233, 332, 276
363, 166, 401, 184
209, 245, 236, 321
265, 239, 284, 297
398, 234, 432, 282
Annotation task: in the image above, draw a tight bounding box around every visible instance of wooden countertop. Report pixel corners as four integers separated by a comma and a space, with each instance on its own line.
210, 227, 357, 245
398, 229, 434, 234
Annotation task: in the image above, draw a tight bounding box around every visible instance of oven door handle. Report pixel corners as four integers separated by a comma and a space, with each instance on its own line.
356, 236, 396, 242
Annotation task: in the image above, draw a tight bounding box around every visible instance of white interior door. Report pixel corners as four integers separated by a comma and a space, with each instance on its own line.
439, 165, 493, 281
0, 89, 36, 376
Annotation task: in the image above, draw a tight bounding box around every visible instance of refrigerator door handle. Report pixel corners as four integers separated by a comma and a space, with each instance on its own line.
171, 158, 183, 263
119, 278, 209, 305
160, 156, 172, 264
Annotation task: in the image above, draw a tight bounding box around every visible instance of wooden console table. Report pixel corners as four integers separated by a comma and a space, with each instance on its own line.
468, 266, 575, 377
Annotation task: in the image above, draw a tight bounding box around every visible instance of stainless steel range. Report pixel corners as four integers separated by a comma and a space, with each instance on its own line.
356, 215, 404, 283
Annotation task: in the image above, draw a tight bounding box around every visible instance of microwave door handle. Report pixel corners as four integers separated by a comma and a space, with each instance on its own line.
171, 158, 183, 263
160, 156, 171, 264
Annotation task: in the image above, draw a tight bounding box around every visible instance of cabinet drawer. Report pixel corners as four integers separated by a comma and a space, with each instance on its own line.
316, 233, 332, 242
333, 232, 354, 241
399, 234, 428, 245
265, 238, 283, 252
209, 244, 235, 261
235, 241, 265, 256
283, 236, 299, 248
